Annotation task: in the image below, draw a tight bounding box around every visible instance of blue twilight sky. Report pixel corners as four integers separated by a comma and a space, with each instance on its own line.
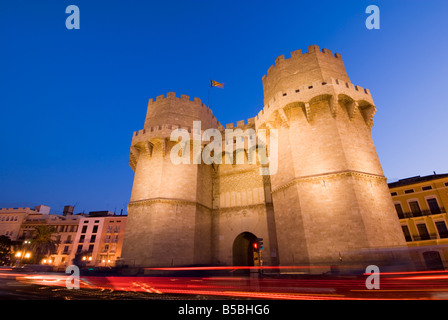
0, 0, 447, 214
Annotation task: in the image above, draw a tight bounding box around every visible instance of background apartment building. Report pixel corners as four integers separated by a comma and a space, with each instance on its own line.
1, 205, 127, 269
389, 173, 448, 270
69, 211, 127, 268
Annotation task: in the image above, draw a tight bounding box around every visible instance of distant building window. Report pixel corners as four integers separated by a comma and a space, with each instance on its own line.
395, 203, 404, 219
445, 182, 448, 187
401, 225, 412, 242
80, 235, 85, 243
92, 225, 98, 234
427, 198, 441, 214
81, 226, 87, 234
94, 220, 99, 223
77, 245, 83, 252
90, 235, 96, 243
417, 223, 430, 240
391, 192, 397, 196
83, 220, 89, 223
435, 221, 448, 239
409, 201, 422, 217
88, 244, 94, 252
405, 189, 414, 194
422, 186, 432, 191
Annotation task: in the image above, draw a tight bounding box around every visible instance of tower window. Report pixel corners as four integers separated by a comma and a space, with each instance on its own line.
391, 192, 397, 196
422, 186, 432, 191
405, 189, 414, 194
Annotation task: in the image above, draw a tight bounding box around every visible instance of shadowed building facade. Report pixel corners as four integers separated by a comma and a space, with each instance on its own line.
121, 45, 407, 270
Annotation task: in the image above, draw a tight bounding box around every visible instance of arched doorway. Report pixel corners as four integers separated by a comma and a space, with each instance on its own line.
423, 251, 444, 270
232, 232, 258, 267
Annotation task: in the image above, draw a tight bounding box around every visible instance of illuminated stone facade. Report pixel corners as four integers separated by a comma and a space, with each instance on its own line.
122, 45, 406, 269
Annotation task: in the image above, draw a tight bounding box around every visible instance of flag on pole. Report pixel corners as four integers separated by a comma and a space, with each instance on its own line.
210, 80, 225, 88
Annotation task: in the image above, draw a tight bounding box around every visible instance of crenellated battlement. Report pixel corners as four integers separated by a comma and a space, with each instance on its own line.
224, 117, 256, 130
0, 207, 32, 212
151, 92, 205, 105
144, 92, 222, 132
263, 45, 343, 80
262, 45, 350, 105
148, 92, 215, 116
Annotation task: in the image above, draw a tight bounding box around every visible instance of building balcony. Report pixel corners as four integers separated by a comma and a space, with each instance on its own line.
398, 207, 446, 219
412, 234, 438, 241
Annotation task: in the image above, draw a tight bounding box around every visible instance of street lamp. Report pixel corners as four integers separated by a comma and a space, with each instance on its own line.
16, 240, 32, 267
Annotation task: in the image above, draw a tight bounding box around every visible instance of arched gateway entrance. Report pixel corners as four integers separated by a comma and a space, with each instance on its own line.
232, 232, 258, 267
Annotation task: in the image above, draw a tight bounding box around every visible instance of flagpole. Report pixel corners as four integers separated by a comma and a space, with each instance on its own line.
208, 79, 212, 108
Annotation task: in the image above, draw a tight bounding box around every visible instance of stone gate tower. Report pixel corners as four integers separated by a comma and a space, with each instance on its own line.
121, 45, 406, 269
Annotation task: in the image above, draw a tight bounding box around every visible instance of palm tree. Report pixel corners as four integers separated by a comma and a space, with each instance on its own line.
29, 225, 58, 264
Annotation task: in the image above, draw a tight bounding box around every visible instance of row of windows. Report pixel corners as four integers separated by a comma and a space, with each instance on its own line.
56, 225, 78, 233
75, 244, 118, 253
395, 197, 444, 218
401, 220, 448, 242
2, 231, 14, 236
81, 225, 121, 234
83, 220, 122, 223
79, 234, 120, 243
391, 182, 448, 196
0, 216, 19, 222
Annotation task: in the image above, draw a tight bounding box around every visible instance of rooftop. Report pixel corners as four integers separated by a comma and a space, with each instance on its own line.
388, 173, 448, 188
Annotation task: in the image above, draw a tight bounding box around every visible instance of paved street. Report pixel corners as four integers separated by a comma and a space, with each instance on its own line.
1, 268, 448, 300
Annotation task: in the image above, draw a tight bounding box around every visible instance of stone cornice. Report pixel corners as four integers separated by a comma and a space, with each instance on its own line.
128, 198, 212, 211
271, 170, 386, 194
